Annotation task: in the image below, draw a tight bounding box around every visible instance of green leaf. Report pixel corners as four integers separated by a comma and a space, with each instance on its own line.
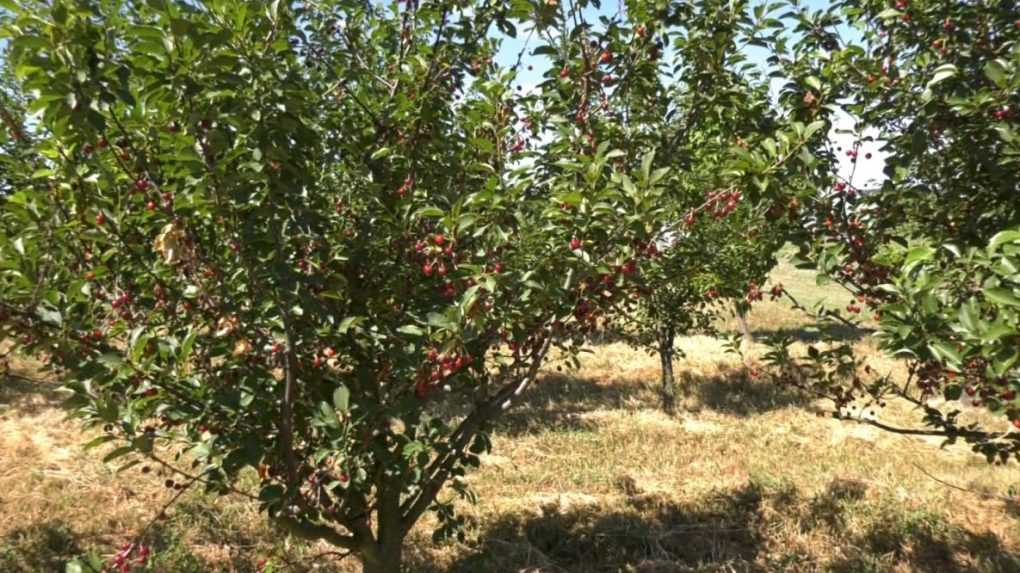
116, 460, 142, 474
36, 305, 62, 327
988, 229, 1020, 251
903, 246, 935, 271
957, 300, 979, 335
803, 120, 826, 140
82, 435, 117, 451
983, 59, 1009, 88
397, 324, 425, 336
929, 340, 962, 366
333, 385, 350, 412
983, 322, 1015, 342
983, 287, 1020, 308
103, 446, 134, 463
927, 64, 958, 88
338, 316, 364, 333
416, 206, 445, 218
402, 440, 426, 459
178, 328, 198, 363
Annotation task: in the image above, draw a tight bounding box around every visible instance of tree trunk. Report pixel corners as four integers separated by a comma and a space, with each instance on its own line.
659, 327, 677, 414
362, 471, 406, 572
361, 544, 402, 573
735, 304, 753, 348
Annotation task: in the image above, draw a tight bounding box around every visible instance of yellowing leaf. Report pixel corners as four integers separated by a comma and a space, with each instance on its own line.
215, 315, 239, 337
233, 338, 253, 357
153, 222, 188, 264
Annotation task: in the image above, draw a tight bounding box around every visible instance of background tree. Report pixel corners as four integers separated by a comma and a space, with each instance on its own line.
762, 0, 1020, 462
595, 0, 820, 413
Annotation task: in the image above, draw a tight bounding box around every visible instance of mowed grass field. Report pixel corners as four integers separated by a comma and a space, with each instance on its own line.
2, 257, 1019, 572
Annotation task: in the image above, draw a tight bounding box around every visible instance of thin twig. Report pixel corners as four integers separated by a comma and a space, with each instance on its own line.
910, 462, 1015, 503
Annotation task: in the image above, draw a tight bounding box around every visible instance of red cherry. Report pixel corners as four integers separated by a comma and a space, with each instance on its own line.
271, 343, 283, 354
97, 137, 109, 149
493, 262, 503, 273
322, 347, 336, 358
437, 263, 448, 277
135, 179, 150, 192
1013, 419, 1020, 430
95, 212, 106, 226
434, 233, 446, 246
415, 380, 430, 400
599, 51, 612, 65
570, 237, 582, 250
146, 200, 157, 211
422, 262, 434, 277
559, 66, 569, 79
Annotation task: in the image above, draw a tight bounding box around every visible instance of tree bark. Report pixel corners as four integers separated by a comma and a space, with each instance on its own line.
361, 544, 402, 573
659, 327, 676, 414
735, 303, 753, 348
362, 471, 406, 572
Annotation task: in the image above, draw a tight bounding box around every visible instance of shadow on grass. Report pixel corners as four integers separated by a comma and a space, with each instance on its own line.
494, 368, 812, 436
0, 516, 274, 573
751, 322, 874, 344
0, 370, 67, 416
682, 369, 810, 417
425, 482, 767, 573
0, 522, 83, 573
408, 477, 1020, 573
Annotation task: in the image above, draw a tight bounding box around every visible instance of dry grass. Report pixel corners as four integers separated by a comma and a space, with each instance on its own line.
2, 258, 1019, 572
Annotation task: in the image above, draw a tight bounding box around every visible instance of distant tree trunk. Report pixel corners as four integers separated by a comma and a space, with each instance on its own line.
659, 326, 677, 414
735, 303, 753, 348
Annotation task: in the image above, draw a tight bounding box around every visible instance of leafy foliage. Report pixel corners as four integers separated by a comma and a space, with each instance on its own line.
0, 0, 817, 570
762, 0, 1020, 462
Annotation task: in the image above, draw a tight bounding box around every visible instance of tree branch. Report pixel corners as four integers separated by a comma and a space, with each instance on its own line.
399, 334, 551, 536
